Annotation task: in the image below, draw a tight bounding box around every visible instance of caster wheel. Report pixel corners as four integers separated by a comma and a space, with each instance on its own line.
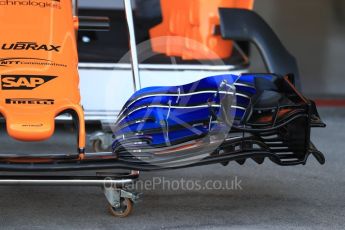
92, 139, 108, 152
108, 198, 133, 218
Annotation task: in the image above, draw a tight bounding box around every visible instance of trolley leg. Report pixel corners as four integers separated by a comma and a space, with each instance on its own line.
103, 171, 140, 217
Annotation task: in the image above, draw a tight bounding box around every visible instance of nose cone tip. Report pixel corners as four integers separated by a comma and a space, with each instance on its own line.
7, 121, 54, 142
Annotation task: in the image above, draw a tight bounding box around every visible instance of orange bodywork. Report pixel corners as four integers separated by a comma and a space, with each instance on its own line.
150, 0, 254, 60
0, 1, 85, 151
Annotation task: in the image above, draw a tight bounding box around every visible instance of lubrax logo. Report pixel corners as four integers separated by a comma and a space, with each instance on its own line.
1, 75, 57, 90
5, 98, 55, 105
0, 0, 61, 9
1, 42, 61, 52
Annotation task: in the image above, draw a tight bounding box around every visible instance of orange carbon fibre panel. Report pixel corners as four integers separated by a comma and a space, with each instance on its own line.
0, 0, 85, 148
150, 0, 254, 60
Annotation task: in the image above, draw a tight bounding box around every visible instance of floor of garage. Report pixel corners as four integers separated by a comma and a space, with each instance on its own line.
0, 108, 343, 230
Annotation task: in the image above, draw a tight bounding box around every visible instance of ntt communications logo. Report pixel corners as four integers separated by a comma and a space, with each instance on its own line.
0, 0, 61, 9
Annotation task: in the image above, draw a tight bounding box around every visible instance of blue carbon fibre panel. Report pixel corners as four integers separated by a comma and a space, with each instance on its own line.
113, 74, 274, 149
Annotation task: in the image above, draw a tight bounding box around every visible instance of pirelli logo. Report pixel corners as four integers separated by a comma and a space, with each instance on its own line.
5, 98, 55, 105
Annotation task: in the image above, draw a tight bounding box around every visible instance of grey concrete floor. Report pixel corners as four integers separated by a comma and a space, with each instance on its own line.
0, 108, 344, 230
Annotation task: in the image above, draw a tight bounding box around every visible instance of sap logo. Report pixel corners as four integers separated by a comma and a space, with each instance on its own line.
1, 42, 61, 52
1, 75, 57, 90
